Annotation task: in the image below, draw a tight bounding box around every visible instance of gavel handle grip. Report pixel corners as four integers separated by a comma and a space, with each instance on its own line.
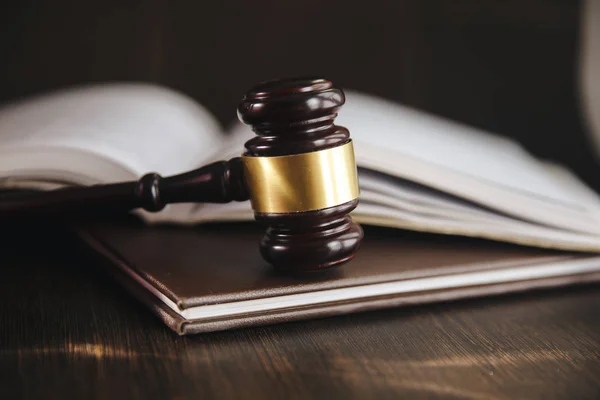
0, 158, 248, 220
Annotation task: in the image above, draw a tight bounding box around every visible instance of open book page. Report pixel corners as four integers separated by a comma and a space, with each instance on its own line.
340, 91, 600, 235
0, 83, 223, 186
542, 162, 600, 216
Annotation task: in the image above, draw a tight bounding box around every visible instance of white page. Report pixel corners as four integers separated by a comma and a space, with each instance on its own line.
337, 91, 600, 234
355, 202, 600, 251
0, 83, 223, 184
338, 90, 579, 207
358, 169, 501, 216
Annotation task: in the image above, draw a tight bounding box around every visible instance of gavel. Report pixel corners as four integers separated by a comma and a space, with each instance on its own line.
0, 77, 364, 272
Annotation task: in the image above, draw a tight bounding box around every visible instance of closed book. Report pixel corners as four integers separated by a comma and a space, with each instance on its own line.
78, 218, 600, 335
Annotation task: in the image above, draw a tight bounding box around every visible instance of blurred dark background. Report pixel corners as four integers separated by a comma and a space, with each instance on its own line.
0, 1, 597, 189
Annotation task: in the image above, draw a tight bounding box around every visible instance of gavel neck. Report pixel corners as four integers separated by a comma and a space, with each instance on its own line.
156, 157, 249, 207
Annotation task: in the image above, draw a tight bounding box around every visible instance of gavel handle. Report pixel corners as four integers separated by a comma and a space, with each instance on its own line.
0, 158, 248, 220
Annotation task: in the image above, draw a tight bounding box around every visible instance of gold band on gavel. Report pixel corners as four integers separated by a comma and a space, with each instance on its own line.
241, 141, 360, 214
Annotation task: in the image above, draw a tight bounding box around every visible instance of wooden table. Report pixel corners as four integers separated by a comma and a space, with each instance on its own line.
1, 224, 599, 399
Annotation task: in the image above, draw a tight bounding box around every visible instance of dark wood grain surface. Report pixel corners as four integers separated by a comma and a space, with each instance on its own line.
1, 223, 599, 399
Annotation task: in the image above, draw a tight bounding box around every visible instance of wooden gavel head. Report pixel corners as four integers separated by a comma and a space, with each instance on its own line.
237, 77, 364, 272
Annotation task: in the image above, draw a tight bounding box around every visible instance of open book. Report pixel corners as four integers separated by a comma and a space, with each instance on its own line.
1, 83, 600, 252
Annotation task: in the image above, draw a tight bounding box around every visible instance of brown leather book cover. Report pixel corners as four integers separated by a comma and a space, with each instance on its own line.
77, 218, 600, 335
